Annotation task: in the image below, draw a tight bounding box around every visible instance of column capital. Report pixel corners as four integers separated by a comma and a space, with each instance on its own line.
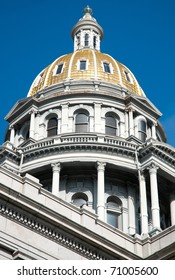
29, 109, 37, 115
61, 102, 69, 108
9, 125, 15, 130
36, 111, 40, 116
51, 162, 61, 172
97, 161, 106, 171
147, 163, 159, 174
127, 106, 135, 113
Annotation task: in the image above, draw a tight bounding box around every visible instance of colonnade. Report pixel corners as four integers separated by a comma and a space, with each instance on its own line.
50, 161, 175, 235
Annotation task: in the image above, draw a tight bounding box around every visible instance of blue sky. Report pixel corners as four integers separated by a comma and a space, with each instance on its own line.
1, 0, 175, 146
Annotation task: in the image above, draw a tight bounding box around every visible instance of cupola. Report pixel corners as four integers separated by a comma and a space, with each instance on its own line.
71, 5, 104, 51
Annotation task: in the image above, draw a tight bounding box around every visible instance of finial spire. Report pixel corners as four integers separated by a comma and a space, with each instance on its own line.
83, 5, 93, 16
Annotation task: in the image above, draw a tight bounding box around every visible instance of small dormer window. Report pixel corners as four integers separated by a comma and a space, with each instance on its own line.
124, 70, 132, 83
84, 33, 89, 47
53, 64, 64, 76
79, 60, 87, 70
103, 62, 111, 73
33, 71, 44, 87
56, 64, 63, 74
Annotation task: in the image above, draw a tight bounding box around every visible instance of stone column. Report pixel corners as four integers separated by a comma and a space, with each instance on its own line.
119, 120, 125, 138
97, 162, 106, 221
151, 122, 156, 140
35, 112, 40, 140
128, 183, 136, 235
51, 163, 61, 196
94, 103, 102, 133
170, 192, 175, 226
148, 164, 160, 229
29, 110, 35, 138
124, 110, 129, 138
10, 125, 15, 145
61, 103, 69, 133
139, 171, 148, 234
128, 108, 134, 136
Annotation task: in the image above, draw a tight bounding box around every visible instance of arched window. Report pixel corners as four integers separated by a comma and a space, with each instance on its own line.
106, 196, 122, 229
75, 111, 89, 133
138, 119, 147, 142
47, 117, 58, 137
105, 114, 118, 136
84, 33, 89, 47
72, 192, 88, 207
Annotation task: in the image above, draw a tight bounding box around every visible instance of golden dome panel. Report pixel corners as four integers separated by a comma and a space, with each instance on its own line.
28, 49, 144, 97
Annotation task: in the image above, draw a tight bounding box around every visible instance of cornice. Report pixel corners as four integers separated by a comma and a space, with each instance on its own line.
139, 141, 175, 168
21, 134, 137, 165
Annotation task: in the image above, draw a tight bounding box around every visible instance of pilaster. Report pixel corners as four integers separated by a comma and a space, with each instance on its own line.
97, 162, 106, 221
51, 162, 61, 197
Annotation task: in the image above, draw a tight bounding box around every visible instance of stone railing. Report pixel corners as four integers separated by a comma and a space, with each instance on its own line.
22, 133, 137, 153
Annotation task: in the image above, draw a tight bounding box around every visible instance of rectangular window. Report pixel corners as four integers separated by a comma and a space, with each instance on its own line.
56, 64, 63, 74
80, 60, 87, 70
103, 62, 111, 73
124, 71, 131, 82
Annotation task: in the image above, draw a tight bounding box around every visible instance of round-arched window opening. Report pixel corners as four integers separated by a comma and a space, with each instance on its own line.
72, 192, 88, 207
105, 114, 118, 136
47, 117, 58, 137
75, 111, 89, 133
106, 196, 122, 228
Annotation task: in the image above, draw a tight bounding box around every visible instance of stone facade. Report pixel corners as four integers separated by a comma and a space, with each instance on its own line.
0, 6, 175, 260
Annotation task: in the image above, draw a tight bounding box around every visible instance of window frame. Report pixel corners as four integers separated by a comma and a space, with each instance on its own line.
84, 33, 89, 47
72, 192, 88, 207
75, 111, 89, 133
103, 62, 111, 73
56, 63, 63, 75
47, 117, 58, 137
53, 63, 64, 76
105, 114, 118, 136
79, 60, 87, 71
124, 70, 133, 84
106, 196, 122, 229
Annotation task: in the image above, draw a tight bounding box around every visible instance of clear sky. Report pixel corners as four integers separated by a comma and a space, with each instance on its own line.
1, 0, 175, 146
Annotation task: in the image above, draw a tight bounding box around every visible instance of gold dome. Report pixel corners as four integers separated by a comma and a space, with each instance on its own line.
28, 49, 144, 97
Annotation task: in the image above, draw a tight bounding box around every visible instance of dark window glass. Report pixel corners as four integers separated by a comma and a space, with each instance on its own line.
75, 112, 89, 133
93, 36, 97, 48
25, 130, 29, 140
47, 117, 58, 137
77, 33, 80, 46
80, 60, 86, 70
103, 62, 111, 73
138, 120, 146, 142
106, 196, 122, 228
84, 33, 89, 46
72, 193, 88, 207
107, 211, 119, 228
124, 71, 131, 82
56, 64, 63, 74
105, 115, 117, 136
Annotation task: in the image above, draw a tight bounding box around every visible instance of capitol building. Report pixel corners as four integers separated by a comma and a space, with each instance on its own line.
0, 6, 175, 260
